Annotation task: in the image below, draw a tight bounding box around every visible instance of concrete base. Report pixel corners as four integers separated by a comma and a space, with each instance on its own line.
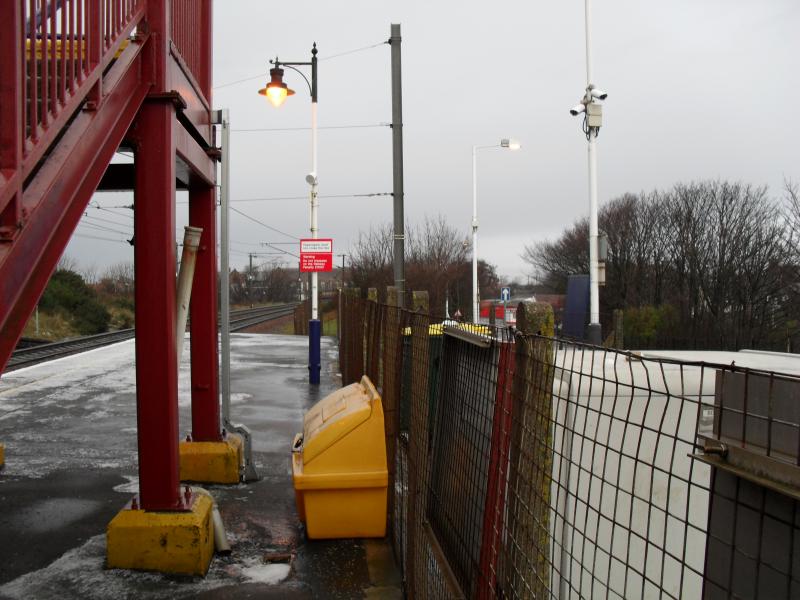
179, 435, 242, 484
106, 493, 214, 576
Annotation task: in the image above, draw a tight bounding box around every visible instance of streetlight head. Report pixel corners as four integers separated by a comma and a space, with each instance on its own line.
258, 66, 295, 107
569, 103, 586, 116
501, 138, 521, 150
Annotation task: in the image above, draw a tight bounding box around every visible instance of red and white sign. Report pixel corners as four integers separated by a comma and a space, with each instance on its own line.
299, 238, 333, 272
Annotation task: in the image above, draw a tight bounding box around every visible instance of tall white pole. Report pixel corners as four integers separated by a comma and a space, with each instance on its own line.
310, 100, 319, 321
219, 108, 231, 421
588, 130, 599, 327
472, 146, 479, 323
585, 0, 593, 84
585, 0, 601, 342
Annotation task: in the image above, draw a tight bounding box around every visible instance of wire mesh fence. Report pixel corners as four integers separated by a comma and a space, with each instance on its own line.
337, 293, 800, 599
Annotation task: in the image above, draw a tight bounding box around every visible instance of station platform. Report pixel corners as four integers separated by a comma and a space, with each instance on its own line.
0, 334, 401, 599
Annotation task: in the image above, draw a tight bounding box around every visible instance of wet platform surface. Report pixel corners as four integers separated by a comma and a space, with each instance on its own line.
0, 334, 401, 599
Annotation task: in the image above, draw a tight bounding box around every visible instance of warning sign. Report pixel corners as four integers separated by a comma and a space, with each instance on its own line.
300, 238, 333, 272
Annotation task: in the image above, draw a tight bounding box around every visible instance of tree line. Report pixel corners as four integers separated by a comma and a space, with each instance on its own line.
348, 215, 499, 319
523, 180, 800, 350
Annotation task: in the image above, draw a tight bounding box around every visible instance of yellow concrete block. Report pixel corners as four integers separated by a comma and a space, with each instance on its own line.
179, 435, 242, 484
106, 493, 214, 576
0, 443, 4, 470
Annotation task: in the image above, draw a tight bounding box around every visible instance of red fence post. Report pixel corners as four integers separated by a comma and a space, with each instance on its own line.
86, 0, 104, 108
478, 341, 515, 598
133, 99, 184, 511
188, 183, 221, 441
198, 0, 213, 101
0, 0, 23, 238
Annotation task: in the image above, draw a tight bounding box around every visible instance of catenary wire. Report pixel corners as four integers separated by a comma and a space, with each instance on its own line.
213, 40, 386, 90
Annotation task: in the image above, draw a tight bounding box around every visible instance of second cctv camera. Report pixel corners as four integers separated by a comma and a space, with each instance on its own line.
305, 172, 318, 186
591, 88, 608, 100
569, 103, 586, 116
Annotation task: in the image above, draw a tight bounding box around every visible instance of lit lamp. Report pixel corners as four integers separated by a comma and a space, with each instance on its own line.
258, 44, 321, 384
258, 66, 295, 108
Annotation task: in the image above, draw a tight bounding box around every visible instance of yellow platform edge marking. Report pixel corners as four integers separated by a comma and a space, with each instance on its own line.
0, 443, 4, 470
179, 435, 243, 485
106, 493, 213, 576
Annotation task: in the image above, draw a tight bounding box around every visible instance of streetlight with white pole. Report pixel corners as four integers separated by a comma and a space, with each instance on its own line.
259, 43, 322, 384
472, 138, 520, 323
570, 0, 608, 345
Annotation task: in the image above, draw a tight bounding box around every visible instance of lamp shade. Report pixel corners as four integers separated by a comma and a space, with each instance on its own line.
258, 66, 295, 107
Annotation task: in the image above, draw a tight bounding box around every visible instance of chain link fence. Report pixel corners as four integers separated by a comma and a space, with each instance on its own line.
337, 292, 800, 599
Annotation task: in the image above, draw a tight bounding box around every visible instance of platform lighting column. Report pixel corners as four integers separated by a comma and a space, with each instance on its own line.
259, 44, 321, 384
570, 0, 608, 345
471, 139, 520, 323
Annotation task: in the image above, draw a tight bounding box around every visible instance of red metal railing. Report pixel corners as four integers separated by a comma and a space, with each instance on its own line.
23, 0, 143, 164
170, 0, 212, 100
0, 0, 144, 236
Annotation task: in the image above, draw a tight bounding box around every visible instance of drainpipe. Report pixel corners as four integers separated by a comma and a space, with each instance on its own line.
176, 226, 203, 369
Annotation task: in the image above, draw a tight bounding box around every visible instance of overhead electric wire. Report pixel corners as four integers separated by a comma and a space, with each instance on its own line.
83, 213, 133, 229
318, 41, 387, 61
231, 192, 392, 203
231, 123, 390, 133
262, 242, 300, 259
230, 206, 300, 241
73, 233, 130, 244
78, 221, 133, 237
213, 40, 386, 90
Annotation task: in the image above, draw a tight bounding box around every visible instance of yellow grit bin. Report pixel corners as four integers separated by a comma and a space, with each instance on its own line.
291, 375, 388, 539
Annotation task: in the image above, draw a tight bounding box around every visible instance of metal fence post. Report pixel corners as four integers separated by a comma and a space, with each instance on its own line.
503, 301, 555, 598
406, 298, 431, 598
384, 286, 400, 540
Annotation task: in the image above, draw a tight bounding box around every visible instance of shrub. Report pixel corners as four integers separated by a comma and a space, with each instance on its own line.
40, 269, 110, 335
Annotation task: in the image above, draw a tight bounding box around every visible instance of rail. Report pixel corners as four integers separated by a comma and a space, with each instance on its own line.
5, 304, 298, 371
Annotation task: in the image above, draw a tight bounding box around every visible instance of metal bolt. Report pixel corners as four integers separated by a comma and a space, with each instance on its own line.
704, 441, 729, 459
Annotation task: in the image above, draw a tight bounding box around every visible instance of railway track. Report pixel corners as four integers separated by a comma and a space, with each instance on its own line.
5, 303, 298, 372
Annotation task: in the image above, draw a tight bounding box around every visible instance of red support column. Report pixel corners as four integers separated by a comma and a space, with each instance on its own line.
188, 183, 221, 441
133, 100, 185, 511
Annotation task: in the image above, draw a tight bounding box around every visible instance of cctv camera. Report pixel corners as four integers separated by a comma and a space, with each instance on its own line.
569, 103, 586, 116
305, 172, 318, 186
590, 88, 608, 100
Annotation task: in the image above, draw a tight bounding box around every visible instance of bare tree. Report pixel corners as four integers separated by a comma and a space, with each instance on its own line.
81, 263, 99, 285
347, 215, 497, 318
98, 262, 135, 296
522, 180, 797, 350
57, 254, 79, 273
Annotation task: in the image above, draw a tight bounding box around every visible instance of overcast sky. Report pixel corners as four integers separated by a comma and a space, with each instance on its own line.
66, 0, 799, 283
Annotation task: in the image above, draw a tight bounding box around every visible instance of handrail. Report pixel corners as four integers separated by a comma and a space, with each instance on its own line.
12, 1, 145, 181
170, 0, 212, 100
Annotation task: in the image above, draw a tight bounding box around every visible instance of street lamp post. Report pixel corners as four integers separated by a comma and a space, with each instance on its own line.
570, 0, 608, 345
471, 138, 520, 323
259, 43, 322, 384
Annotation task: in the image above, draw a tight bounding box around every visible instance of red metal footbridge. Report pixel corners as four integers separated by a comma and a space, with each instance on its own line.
0, 1, 219, 512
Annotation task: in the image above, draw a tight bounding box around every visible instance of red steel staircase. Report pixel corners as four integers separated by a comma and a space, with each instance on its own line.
0, 1, 214, 377
0, 1, 150, 372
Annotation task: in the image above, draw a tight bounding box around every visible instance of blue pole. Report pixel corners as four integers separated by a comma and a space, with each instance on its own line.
309, 318, 321, 384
